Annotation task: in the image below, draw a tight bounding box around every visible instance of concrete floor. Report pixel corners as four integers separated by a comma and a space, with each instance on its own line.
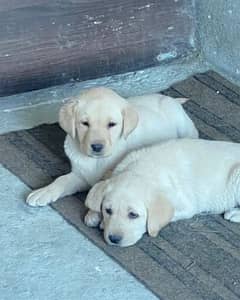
0, 165, 157, 300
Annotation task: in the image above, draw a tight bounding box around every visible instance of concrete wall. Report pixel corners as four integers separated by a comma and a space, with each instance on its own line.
0, 54, 206, 134
196, 0, 240, 84
5, 0, 240, 133
0, 0, 197, 97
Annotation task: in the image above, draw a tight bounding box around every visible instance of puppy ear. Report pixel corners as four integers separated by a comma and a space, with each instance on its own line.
122, 105, 139, 139
59, 99, 78, 138
147, 194, 174, 237
85, 180, 110, 213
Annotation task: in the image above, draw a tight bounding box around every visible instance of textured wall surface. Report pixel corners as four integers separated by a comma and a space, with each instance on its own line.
0, 0, 196, 96
196, 0, 240, 83
4, 0, 240, 132
0, 55, 206, 134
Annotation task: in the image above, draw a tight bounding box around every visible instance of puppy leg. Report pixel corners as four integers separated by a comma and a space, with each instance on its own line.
223, 163, 240, 222
224, 163, 240, 222
84, 210, 102, 227
224, 209, 240, 223
26, 172, 88, 206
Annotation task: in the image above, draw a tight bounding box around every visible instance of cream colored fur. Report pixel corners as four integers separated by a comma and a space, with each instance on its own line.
85, 139, 240, 247
26, 87, 198, 209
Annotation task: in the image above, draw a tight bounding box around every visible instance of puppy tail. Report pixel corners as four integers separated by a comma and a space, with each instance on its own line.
176, 97, 189, 104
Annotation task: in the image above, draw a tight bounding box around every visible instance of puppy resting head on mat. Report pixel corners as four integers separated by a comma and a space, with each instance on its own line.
85, 138, 240, 247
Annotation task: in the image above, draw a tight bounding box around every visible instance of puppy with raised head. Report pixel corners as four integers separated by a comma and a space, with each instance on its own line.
85, 138, 240, 247
26, 87, 198, 226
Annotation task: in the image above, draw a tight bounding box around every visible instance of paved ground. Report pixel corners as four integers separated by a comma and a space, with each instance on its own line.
0, 165, 157, 300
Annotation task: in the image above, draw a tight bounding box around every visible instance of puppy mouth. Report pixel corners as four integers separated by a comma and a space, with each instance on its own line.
107, 239, 124, 247
106, 235, 140, 247
107, 240, 134, 248
89, 152, 104, 157
88, 151, 112, 158
108, 241, 122, 247
88, 152, 105, 158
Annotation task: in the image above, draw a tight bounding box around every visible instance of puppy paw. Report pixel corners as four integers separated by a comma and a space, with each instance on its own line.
224, 208, 240, 223
26, 187, 59, 207
84, 210, 101, 227
99, 221, 104, 230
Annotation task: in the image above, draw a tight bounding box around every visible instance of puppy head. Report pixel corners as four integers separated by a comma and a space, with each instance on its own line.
85, 177, 174, 247
59, 87, 138, 157
85, 177, 147, 247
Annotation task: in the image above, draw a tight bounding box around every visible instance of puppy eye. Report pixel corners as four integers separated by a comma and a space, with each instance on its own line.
105, 208, 113, 215
128, 212, 139, 219
81, 121, 89, 127
108, 122, 117, 128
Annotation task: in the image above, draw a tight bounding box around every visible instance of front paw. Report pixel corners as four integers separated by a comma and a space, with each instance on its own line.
224, 208, 240, 223
99, 221, 104, 230
84, 210, 101, 227
26, 187, 59, 207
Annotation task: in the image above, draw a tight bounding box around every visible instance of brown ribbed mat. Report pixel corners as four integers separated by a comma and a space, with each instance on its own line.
1, 71, 240, 300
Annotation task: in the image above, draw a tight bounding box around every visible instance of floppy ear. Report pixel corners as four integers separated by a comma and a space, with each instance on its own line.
85, 180, 110, 213
147, 194, 174, 237
122, 105, 139, 139
59, 100, 78, 138
176, 97, 189, 104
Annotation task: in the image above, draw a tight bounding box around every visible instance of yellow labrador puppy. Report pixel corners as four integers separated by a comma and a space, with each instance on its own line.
85, 138, 240, 247
26, 87, 198, 221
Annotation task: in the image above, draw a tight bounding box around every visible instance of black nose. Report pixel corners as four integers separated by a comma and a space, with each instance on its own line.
108, 234, 122, 244
91, 143, 104, 153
